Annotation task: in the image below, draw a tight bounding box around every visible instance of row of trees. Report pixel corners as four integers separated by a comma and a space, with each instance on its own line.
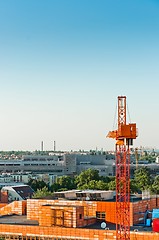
28, 167, 159, 198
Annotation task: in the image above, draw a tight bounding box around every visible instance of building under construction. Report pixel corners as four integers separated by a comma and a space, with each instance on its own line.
0, 190, 158, 240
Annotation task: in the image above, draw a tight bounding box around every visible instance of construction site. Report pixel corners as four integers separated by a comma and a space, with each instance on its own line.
0, 193, 158, 239
0, 96, 158, 240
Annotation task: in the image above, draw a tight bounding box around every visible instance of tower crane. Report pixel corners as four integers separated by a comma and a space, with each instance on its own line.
107, 96, 138, 240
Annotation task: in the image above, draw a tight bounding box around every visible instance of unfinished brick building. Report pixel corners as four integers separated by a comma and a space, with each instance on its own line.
0, 196, 158, 239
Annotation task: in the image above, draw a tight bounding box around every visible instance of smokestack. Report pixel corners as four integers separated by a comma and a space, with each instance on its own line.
41, 141, 44, 151
54, 141, 56, 152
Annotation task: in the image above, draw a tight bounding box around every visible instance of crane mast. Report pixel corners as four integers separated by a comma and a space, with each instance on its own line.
107, 96, 137, 240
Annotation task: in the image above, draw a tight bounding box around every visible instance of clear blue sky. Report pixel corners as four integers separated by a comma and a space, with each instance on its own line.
0, 0, 159, 151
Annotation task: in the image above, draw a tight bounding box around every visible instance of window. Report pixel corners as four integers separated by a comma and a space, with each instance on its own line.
96, 211, 106, 220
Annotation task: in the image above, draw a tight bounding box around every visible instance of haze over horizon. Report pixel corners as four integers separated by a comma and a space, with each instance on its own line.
0, 1, 159, 151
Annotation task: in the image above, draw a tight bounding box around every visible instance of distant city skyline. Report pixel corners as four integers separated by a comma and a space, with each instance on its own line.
0, 1, 159, 151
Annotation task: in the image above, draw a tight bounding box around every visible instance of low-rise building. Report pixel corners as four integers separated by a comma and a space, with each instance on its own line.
0, 153, 115, 177
2, 185, 34, 201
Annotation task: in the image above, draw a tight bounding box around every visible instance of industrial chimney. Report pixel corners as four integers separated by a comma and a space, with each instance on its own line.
41, 141, 44, 151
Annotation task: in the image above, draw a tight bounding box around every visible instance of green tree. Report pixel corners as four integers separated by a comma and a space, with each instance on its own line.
107, 178, 140, 193
50, 182, 61, 192
108, 179, 116, 190
79, 180, 108, 190
100, 176, 112, 183
96, 180, 109, 190
130, 179, 140, 193
32, 186, 53, 199
134, 167, 152, 190
80, 180, 97, 190
28, 179, 48, 191
152, 175, 159, 194
50, 176, 76, 192
75, 169, 100, 189
56, 176, 76, 190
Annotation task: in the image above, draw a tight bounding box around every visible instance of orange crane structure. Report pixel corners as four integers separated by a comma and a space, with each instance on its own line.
107, 96, 138, 240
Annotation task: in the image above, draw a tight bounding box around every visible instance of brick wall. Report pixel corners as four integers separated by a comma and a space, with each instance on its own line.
27, 198, 159, 227
0, 224, 158, 240
0, 200, 26, 216
133, 198, 159, 224
27, 199, 97, 221
39, 204, 85, 228
0, 190, 8, 203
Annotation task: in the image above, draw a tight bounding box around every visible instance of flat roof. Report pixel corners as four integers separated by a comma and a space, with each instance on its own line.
0, 215, 38, 225
84, 221, 153, 232
0, 215, 153, 232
